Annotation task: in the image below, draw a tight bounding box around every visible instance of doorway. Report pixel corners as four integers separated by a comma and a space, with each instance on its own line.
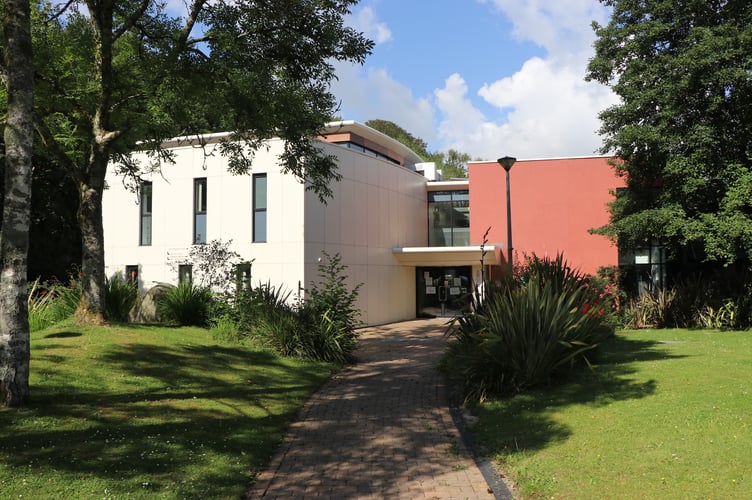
416, 266, 472, 318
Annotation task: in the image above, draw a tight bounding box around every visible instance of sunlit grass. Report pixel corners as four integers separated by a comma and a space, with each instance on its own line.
0, 321, 335, 498
475, 328, 752, 498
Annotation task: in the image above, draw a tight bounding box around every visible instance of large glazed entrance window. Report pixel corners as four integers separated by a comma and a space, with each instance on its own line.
416, 266, 472, 318
428, 190, 469, 246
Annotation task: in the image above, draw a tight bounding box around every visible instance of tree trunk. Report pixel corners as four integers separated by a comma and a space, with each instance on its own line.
74, 174, 107, 325
0, 0, 33, 407
73, 1, 114, 324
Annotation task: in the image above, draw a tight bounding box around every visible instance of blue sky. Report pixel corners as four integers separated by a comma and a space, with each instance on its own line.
331, 0, 619, 160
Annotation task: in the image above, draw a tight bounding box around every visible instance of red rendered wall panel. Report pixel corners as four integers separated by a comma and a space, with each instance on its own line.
469, 157, 625, 275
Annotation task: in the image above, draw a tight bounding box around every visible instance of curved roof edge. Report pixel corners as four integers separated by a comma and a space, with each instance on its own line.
323, 120, 425, 167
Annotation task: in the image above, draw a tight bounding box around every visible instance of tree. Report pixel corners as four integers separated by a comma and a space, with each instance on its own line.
365, 119, 472, 178
587, 0, 752, 265
0, 0, 33, 406
8, 0, 373, 323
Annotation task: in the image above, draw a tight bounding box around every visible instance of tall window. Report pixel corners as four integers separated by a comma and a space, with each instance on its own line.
194, 178, 207, 244
139, 181, 152, 246
253, 174, 267, 242
428, 190, 469, 246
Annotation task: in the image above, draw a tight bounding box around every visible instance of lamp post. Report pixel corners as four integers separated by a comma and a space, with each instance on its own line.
497, 156, 516, 275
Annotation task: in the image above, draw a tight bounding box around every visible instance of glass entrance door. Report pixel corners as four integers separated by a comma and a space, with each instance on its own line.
416, 266, 472, 318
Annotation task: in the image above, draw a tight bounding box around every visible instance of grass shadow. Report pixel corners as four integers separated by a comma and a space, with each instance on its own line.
471, 334, 684, 456
0, 334, 334, 497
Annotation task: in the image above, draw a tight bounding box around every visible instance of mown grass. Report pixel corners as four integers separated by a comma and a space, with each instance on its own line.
475, 328, 752, 498
0, 322, 336, 498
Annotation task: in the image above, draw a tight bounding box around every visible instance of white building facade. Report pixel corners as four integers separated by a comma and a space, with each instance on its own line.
103, 121, 487, 325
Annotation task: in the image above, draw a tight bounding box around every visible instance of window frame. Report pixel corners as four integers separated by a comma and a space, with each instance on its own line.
252, 173, 267, 243
139, 181, 152, 246
193, 178, 207, 244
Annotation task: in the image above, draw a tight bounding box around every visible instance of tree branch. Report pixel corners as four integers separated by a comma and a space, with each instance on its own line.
113, 0, 151, 40
177, 0, 209, 51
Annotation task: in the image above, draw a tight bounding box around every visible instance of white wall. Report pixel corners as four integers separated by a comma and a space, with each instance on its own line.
103, 136, 429, 326
303, 143, 427, 325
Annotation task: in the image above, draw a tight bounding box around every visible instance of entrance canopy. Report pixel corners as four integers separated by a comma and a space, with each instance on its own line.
392, 245, 500, 267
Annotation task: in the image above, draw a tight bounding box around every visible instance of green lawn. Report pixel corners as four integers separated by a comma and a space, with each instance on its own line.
475, 328, 752, 499
0, 322, 335, 498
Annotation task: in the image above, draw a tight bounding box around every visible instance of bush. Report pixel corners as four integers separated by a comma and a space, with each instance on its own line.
306, 252, 363, 335
28, 276, 81, 332
232, 254, 363, 363
157, 281, 214, 326
105, 273, 139, 322
441, 254, 614, 402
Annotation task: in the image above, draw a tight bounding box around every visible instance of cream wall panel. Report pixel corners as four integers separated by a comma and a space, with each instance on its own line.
104, 132, 428, 326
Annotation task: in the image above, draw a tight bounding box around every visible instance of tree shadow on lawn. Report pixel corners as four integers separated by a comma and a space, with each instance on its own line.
473, 334, 687, 456
0, 343, 333, 497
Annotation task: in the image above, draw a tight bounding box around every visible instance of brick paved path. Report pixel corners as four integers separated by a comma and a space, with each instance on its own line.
246, 318, 501, 499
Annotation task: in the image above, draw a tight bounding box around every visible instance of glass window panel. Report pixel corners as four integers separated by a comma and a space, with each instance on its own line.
140, 216, 152, 246
254, 175, 267, 209
254, 212, 267, 242
194, 213, 207, 244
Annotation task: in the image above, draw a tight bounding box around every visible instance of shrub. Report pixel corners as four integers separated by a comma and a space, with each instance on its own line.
157, 281, 214, 326
105, 273, 139, 322
442, 254, 613, 402
235, 254, 363, 363
28, 276, 81, 332
306, 252, 363, 336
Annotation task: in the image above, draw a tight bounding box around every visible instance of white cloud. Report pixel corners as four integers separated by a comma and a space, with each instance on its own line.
346, 6, 393, 44
330, 63, 436, 142
436, 61, 617, 159
431, 0, 617, 159
334, 0, 617, 160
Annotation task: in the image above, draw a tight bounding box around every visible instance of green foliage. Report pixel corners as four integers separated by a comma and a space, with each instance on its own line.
170, 239, 242, 296
229, 253, 362, 363
306, 252, 363, 336
622, 288, 678, 329
442, 255, 614, 402
14, 1, 374, 318
27, 275, 81, 332
104, 273, 138, 322
587, 1, 752, 264
157, 282, 214, 327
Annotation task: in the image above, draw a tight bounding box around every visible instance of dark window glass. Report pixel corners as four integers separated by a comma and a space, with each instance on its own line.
428, 190, 469, 247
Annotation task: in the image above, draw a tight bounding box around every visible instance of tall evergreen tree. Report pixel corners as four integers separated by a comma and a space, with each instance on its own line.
587, 0, 752, 264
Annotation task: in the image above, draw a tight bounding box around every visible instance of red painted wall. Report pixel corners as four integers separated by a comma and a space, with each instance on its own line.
468, 157, 625, 275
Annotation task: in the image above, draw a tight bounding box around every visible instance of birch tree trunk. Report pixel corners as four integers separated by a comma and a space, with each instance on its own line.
0, 0, 33, 406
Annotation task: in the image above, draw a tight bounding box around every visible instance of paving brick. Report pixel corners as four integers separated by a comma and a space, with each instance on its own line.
246, 319, 500, 499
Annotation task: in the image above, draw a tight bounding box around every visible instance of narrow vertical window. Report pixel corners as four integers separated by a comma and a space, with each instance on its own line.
194, 178, 207, 244
139, 181, 152, 246
178, 264, 193, 285
253, 174, 267, 242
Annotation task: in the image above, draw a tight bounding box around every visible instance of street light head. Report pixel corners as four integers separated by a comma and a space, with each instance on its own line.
497, 156, 517, 172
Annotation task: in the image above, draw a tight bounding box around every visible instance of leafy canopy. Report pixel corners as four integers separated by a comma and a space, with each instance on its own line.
587, 0, 752, 264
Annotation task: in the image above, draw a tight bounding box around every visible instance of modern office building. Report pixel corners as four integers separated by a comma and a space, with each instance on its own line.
103, 121, 624, 325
